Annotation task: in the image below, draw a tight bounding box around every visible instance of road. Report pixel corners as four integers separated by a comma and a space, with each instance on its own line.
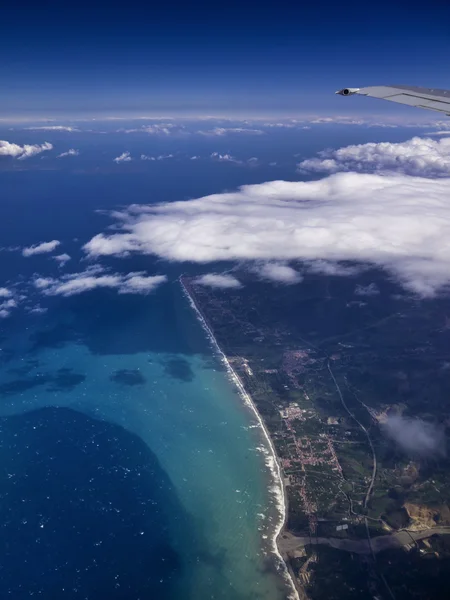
327, 360, 377, 509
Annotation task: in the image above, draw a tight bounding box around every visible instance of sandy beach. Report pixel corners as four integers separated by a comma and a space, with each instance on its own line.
179, 276, 300, 600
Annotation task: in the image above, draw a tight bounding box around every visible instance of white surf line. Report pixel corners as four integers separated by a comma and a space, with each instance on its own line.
179, 276, 300, 600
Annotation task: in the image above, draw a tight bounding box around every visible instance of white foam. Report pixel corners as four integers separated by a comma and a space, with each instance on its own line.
180, 277, 300, 600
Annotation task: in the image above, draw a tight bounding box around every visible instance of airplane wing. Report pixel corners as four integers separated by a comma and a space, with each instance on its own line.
336, 85, 450, 116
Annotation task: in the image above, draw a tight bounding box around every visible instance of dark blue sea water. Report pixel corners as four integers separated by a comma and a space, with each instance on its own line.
0, 123, 429, 599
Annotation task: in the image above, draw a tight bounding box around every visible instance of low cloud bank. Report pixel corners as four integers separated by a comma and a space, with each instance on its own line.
24, 126, 79, 132
83, 171, 450, 297
198, 127, 264, 136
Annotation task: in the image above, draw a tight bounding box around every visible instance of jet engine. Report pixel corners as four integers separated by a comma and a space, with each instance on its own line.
335, 88, 360, 96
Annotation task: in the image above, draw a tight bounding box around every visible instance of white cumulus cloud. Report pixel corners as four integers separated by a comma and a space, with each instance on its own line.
194, 274, 242, 289
210, 152, 240, 163
299, 136, 450, 177
83, 172, 450, 297
57, 149, 79, 158
27, 305, 48, 315
256, 263, 302, 284
0, 140, 53, 160
0, 289, 20, 319
118, 274, 168, 294
52, 253, 71, 266
22, 240, 60, 257
34, 267, 167, 297
113, 151, 132, 163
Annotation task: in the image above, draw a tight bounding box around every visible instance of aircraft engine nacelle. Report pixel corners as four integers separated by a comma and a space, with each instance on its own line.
335, 88, 360, 96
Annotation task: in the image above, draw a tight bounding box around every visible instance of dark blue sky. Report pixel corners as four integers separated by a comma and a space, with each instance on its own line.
2, 0, 450, 118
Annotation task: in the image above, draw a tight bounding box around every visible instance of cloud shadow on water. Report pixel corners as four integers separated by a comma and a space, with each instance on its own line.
0, 373, 52, 396
110, 369, 146, 386
161, 357, 195, 382
0, 369, 86, 397
8, 359, 41, 377
49, 368, 86, 392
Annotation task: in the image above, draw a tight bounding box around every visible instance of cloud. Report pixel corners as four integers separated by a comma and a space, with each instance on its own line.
355, 283, 379, 296
24, 126, 79, 132
0, 299, 17, 310
0, 140, 53, 160
301, 116, 399, 128
308, 116, 366, 125
34, 277, 56, 289
0, 289, 20, 319
256, 263, 302, 284
22, 240, 60, 257
262, 122, 298, 129
382, 415, 446, 458
306, 260, 362, 277
141, 154, 174, 161
122, 123, 179, 135
52, 253, 71, 266
426, 131, 450, 137
299, 136, 450, 177
118, 274, 168, 294
113, 151, 132, 163
57, 149, 79, 158
34, 267, 167, 297
194, 274, 242, 288
83, 172, 450, 297
198, 127, 264, 136
210, 152, 241, 163
27, 305, 48, 315
0, 299, 17, 319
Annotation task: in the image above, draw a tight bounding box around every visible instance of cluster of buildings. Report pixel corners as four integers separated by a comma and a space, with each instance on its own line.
279, 401, 345, 534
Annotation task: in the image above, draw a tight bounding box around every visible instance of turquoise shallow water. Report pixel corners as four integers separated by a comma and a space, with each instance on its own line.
0, 282, 291, 599
0, 165, 296, 599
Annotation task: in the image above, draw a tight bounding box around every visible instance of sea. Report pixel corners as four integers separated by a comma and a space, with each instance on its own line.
0, 121, 430, 599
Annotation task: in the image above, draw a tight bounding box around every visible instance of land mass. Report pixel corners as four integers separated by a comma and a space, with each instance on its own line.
182, 267, 450, 600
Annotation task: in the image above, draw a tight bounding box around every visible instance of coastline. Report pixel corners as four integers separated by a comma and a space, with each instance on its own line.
179, 276, 300, 600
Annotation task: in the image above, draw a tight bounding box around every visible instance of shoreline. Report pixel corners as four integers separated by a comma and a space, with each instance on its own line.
179, 276, 300, 600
